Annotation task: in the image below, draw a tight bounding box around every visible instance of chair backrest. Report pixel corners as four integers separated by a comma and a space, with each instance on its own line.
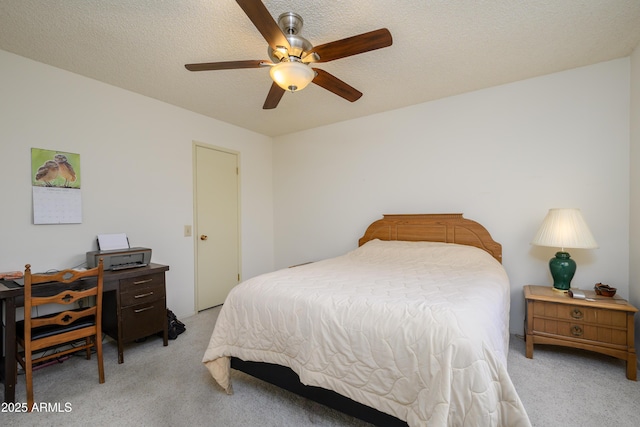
23, 259, 104, 351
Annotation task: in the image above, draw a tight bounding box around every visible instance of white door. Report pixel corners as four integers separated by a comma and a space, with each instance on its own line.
194, 144, 240, 311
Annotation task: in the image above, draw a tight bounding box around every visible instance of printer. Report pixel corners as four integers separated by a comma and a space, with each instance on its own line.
86, 247, 152, 271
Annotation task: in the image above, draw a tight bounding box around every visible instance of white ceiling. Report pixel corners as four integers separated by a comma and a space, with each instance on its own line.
2, 1, 640, 137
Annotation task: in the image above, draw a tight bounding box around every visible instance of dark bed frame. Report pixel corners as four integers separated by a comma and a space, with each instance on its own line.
231, 214, 503, 426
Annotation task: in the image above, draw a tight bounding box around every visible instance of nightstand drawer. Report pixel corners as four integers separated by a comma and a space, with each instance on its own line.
532, 318, 628, 346
533, 301, 628, 326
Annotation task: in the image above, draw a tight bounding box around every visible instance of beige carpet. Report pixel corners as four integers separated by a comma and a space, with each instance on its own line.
508, 332, 640, 427
2, 306, 639, 426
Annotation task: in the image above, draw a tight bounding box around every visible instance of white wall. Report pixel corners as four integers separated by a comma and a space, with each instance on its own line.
630, 43, 640, 353
274, 58, 631, 334
0, 50, 275, 319
1, 48, 633, 338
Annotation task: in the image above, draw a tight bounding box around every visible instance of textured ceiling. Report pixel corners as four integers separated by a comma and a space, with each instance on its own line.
1, 1, 640, 137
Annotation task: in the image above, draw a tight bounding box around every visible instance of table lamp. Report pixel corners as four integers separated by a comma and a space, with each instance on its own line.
531, 208, 598, 291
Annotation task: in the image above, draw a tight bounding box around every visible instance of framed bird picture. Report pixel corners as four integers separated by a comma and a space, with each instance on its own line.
31, 148, 82, 224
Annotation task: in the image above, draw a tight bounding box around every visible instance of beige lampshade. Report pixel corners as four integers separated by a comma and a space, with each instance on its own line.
531, 208, 598, 250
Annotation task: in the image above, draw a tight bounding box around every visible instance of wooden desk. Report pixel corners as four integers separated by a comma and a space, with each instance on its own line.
0, 263, 169, 403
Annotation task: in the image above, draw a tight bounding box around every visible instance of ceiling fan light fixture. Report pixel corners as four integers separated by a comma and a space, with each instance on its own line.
269, 61, 315, 92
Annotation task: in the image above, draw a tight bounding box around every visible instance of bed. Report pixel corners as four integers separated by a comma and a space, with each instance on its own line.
202, 214, 531, 426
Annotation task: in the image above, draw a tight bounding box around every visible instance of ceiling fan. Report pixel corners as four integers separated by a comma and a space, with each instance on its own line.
185, 0, 393, 109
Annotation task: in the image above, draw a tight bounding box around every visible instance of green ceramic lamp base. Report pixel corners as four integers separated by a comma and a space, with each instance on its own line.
549, 251, 576, 291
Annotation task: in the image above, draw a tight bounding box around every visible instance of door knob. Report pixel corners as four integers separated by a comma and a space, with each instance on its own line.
200, 235, 208, 241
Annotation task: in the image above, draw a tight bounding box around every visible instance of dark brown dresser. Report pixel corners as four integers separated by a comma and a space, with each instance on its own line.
102, 263, 169, 363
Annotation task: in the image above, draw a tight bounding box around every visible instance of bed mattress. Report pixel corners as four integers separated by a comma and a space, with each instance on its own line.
203, 239, 530, 426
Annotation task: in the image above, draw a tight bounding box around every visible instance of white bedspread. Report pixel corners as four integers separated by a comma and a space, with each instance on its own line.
203, 240, 531, 426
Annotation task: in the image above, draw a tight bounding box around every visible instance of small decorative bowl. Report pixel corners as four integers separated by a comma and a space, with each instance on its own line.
594, 283, 617, 297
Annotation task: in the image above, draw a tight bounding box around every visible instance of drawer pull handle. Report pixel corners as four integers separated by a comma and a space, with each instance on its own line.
134, 306, 154, 314
570, 325, 583, 337
133, 279, 153, 285
134, 292, 154, 299
571, 308, 583, 319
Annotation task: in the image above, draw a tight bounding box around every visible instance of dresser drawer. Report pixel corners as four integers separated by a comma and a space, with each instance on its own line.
119, 272, 165, 293
120, 281, 165, 307
121, 299, 166, 342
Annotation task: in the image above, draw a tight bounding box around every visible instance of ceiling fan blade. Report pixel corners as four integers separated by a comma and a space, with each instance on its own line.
263, 82, 286, 109
236, 0, 290, 52
185, 60, 269, 71
304, 28, 392, 63
312, 69, 362, 102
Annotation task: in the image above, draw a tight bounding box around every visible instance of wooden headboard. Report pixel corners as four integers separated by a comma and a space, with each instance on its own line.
358, 214, 503, 263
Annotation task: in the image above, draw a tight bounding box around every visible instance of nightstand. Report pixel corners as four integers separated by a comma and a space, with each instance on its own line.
524, 284, 638, 380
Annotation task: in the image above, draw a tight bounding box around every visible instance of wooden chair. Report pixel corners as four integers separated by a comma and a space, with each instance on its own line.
16, 259, 105, 411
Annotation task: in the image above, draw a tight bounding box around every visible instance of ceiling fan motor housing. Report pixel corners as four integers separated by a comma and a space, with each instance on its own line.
268, 12, 312, 62
278, 12, 303, 35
